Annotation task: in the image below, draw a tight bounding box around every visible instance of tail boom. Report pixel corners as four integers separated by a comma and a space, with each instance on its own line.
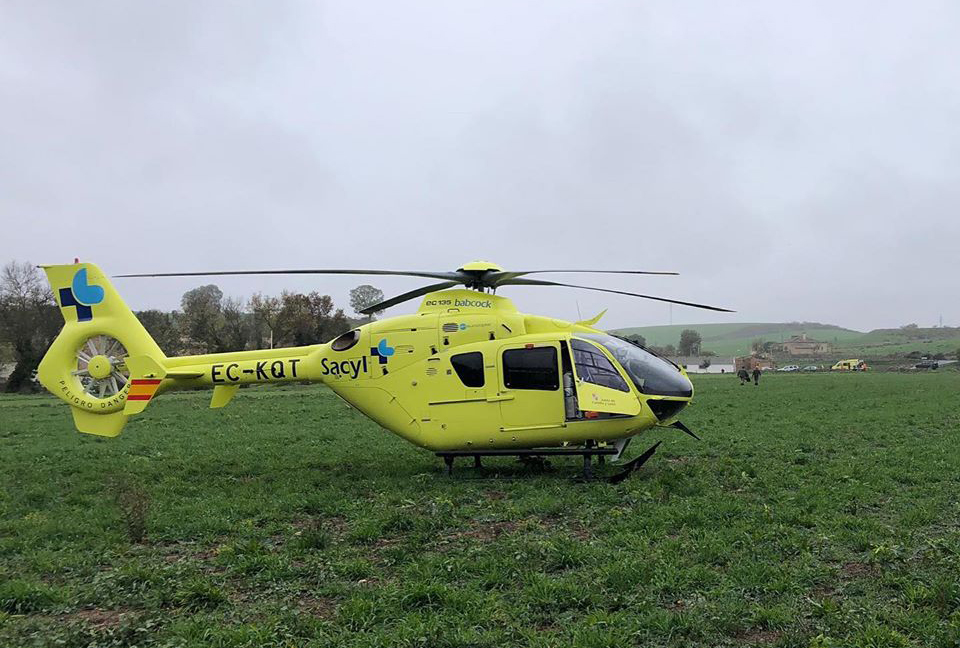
122, 346, 322, 415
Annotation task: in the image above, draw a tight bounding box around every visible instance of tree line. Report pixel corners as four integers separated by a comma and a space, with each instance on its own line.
620, 328, 705, 357
0, 260, 384, 392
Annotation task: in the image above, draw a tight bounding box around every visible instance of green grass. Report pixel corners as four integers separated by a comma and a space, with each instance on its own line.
2, 374, 960, 647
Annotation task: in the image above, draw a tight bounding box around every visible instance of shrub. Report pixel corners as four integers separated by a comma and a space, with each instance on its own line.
0, 579, 57, 614
110, 476, 151, 543
296, 519, 331, 551
174, 577, 227, 610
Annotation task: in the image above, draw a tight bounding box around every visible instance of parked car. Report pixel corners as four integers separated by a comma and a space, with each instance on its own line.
802, 365, 819, 371
778, 365, 800, 372
915, 360, 939, 369
832, 359, 868, 371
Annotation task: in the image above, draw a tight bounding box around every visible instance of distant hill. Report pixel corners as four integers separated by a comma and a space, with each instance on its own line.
609, 322, 960, 358
609, 322, 864, 356
838, 326, 960, 357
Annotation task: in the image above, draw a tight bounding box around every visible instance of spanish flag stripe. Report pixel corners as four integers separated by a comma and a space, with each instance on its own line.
127, 394, 152, 401
130, 379, 162, 385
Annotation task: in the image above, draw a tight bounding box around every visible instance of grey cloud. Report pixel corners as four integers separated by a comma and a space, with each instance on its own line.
1, 0, 958, 331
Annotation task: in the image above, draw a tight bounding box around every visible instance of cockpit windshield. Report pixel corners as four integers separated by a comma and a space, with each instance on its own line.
578, 334, 693, 398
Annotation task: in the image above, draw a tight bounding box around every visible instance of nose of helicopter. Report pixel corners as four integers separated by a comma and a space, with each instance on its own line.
644, 372, 693, 422
647, 396, 689, 422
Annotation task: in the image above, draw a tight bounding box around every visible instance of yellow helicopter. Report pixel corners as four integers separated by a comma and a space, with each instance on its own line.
37, 261, 731, 481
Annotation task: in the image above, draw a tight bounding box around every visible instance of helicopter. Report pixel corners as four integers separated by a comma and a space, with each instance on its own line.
36, 261, 732, 481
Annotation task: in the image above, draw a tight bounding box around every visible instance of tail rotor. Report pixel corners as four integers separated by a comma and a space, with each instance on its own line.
72, 334, 130, 400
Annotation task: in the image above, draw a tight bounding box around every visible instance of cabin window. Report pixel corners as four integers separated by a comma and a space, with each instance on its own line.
503, 347, 559, 391
451, 352, 484, 387
571, 339, 630, 392
331, 329, 360, 351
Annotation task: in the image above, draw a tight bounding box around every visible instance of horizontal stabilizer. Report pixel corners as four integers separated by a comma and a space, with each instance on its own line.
125, 355, 204, 381
165, 369, 204, 379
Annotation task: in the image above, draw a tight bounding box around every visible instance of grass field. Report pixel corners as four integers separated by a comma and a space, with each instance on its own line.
2, 373, 960, 647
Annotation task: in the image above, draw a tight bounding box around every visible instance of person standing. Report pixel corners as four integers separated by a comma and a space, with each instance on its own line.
752, 366, 762, 386
737, 368, 750, 385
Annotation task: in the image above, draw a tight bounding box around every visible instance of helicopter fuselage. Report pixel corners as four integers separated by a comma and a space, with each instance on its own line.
161, 289, 694, 451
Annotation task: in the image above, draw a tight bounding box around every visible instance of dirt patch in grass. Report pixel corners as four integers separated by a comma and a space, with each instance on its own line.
665, 599, 686, 612
372, 537, 400, 549
538, 514, 594, 541
159, 541, 220, 564
227, 588, 255, 606
841, 561, 878, 578
63, 608, 129, 630
293, 515, 348, 537
459, 520, 518, 541
734, 629, 782, 644
566, 520, 593, 541
298, 595, 336, 618
434, 520, 519, 549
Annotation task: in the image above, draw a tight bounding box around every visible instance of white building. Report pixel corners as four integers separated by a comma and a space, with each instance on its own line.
669, 356, 736, 374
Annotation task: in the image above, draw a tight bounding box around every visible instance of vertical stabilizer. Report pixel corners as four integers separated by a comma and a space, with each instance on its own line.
37, 262, 166, 436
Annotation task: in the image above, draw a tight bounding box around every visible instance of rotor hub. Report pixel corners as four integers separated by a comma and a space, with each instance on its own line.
74, 335, 130, 400
456, 261, 504, 291
87, 354, 113, 379
457, 260, 503, 273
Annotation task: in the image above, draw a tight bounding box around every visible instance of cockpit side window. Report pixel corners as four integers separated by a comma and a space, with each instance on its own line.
571, 339, 630, 392
579, 333, 693, 398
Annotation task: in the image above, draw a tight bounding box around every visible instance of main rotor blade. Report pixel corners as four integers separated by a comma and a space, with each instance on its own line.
359, 281, 460, 315
116, 269, 462, 282
488, 269, 678, 286
499, 278, 734, 312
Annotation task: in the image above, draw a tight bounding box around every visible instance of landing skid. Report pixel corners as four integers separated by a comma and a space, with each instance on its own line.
435, 444, 658, 482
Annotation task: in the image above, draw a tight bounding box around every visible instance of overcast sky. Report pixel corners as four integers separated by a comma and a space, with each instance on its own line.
2, 1, 957, 332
